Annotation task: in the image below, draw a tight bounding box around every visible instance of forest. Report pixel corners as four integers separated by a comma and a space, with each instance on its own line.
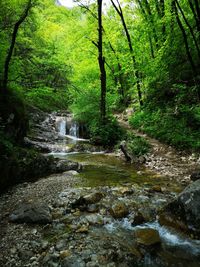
0, 1, 200, 266
1, 0, 200, 149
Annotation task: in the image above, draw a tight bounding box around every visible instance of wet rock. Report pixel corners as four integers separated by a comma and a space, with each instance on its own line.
159, 179, 200, 238
135, 228, 161, 247
9, 203, 52, 224
87, 204, 99, 213
110, 201, 129, 219
71, 192, 103, 210
24, 137, 52, 153
190, 171, 200, 181
131, 211, 146, 226
85, 214, 104, 225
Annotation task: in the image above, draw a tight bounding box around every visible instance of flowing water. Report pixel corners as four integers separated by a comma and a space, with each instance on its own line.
49, 116, 200, 267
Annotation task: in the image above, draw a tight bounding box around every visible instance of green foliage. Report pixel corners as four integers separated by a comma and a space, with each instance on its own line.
129, 107, 200, 151
126, 133, 151, 157
71, 86, 100, 124
25, 87, 69, 112
0, 0, 200, 154
89, 117, 125, 147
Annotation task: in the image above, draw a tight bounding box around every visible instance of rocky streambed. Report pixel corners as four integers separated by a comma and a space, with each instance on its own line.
0, 111, 200, 267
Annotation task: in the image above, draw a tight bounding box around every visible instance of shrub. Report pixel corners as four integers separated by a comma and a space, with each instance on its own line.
126, 133, 151, 157
89, 117, 125, 147
129, 108, 200, 152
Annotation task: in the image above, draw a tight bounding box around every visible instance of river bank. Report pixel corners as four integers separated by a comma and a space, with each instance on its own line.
0, 111, 200, 267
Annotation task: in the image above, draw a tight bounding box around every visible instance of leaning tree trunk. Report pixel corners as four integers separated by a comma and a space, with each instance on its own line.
1, 0, 32, 93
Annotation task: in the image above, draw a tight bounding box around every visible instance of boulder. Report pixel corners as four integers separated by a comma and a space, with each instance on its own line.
134, 228, 161, 247
71, 192, 103, 210
9, 202, 52, 224
159, 179, 200, 238
83, 192, 103, 204
110, 201, 129, 219
51, 159, 81, 173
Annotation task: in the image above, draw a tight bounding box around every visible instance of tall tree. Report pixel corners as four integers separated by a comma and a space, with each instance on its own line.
1, 0, 32, 93
97, 0, 107, 122
175, 0, 200, 60
173, 0, 196, 75
110, 0, 143, 107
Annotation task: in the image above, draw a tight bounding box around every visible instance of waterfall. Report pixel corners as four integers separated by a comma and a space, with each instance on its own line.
56, 117, 66, 136
69, 122, 79, 138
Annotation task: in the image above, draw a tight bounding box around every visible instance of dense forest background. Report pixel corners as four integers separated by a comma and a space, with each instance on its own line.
0, 0, 200, 151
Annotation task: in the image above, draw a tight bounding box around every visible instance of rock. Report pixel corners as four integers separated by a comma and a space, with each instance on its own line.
87, 204, 99, 213
159, 179, 200, 238
56, 240, 68, 251
119, 141, 132, 162
151, 185, 162, 193
134, 228, 161, 247
131, 211, 146, 226
59, 250, 71, 259
190, 171, 200, 181
24, 137, 52, 153
118, 187, 134, 195
51, 159, 81, 173
83, 192, 103, 204
71, 192, 103, 209
110, 201, 129, 219
9, 203, 52, 224
138, 156, 146, 164
76, 225, 89, 233
85, 214, 104, 225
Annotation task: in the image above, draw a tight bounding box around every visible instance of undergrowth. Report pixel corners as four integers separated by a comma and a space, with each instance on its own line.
129, 107, 200, 152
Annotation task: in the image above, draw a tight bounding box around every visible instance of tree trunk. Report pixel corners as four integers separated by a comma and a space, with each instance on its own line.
137, 0, 155, 58
173, 1, 196, 75
142, 0, 159, 49
175, 0, 200, 59
188, 0, 200, 32
111, 0, 143, 107
1, 0, 32, 93
97, 0, 107, 123
194, 0, 200, 25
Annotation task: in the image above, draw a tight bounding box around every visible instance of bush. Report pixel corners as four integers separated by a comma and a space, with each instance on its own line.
129, 107, 200, 151
89, 117, 125, 147
126, 133, 151, 157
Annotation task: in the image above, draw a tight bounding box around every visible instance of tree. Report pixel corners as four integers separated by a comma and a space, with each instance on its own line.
110, 0, 143, 107
97, 0, 107, 122
1, 0, 32, 93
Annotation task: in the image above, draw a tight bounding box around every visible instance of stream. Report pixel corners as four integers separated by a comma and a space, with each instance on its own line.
0, 115, 200, 267
47, 116, 200, 267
